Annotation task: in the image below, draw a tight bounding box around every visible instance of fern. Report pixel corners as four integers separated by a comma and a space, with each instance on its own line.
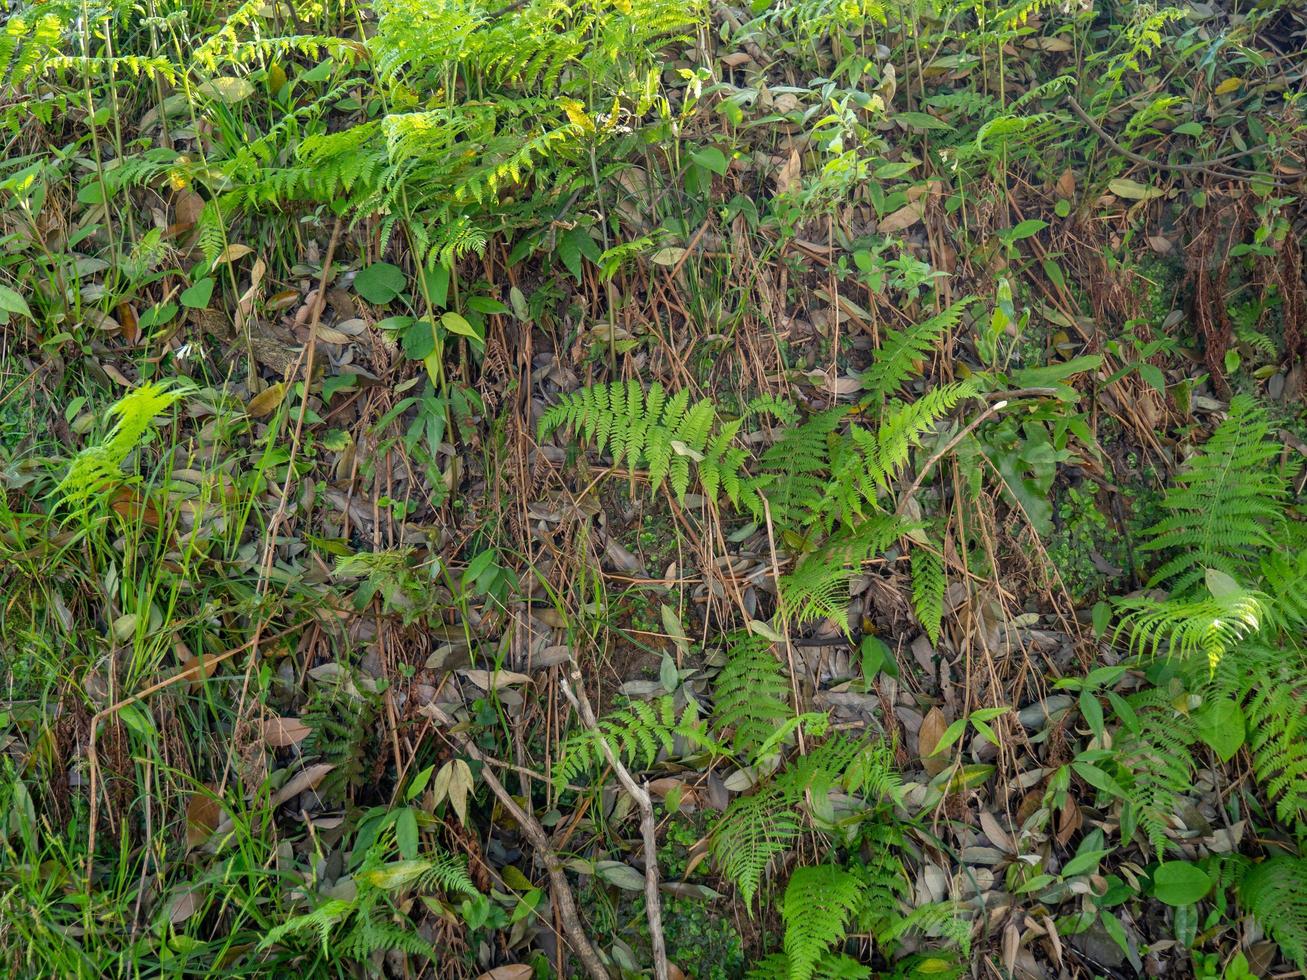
779, 514, 916, 631
538, 381, 741, 503
1244, 675, 1307, 826
553, 696, 711, 791
57, 380, 190, 510
1139, 395, 1285, 594
712, 632, 793, 759
712, 787, 805, 909
261, 853, 475, 961
711, 737, 896, 907
302, 668, 384, 802
782, 866, 864, 980
1239, 857, 1307, 970
1115, 570, 1267, 670
861, 300, 973, 401
1114, 688, 1198, 855
745, 406, 845, 529
911, 546, 945, 644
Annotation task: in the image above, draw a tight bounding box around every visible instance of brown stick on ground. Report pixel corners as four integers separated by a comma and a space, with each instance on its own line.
559, 667, 670, 980
419, 702, 610, 980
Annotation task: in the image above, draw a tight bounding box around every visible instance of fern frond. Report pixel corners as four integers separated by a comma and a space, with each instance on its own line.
553, 696, 711, 792
57, 380, 190, 510
711, 788, 803, 908
1239, 857, 1307, 971
779, 514, 915, 631
911, 546, 945, 644
862, 299, 973, 401
1141, 395, 1285, 594
713, 632, 792, 760
782, 866, 863, 980
538, 382, 739, 503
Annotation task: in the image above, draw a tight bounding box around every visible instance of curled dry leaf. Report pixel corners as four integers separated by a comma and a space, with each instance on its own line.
457, 668, 533, 690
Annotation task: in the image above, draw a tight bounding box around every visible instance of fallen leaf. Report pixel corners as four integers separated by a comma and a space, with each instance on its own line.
457, 669, 533, 690
268, 763, 335, 810
476, 967, 533, 980
1056, 168, 1076, 199
246, 383, 286, 418
775, 148, 801, 195
263, 717, 311, 747
215, 243, 254, 265
919, 707, 950, 776
877, 199, 925, 234
186, 791, 220, 849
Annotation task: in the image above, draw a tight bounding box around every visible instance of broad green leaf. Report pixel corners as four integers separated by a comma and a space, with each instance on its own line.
354, 262, 406, 304
180, 277, 215, 309
1108, 178, 1165, 201
441, 311, 483, 346
691, 146, 728, 175
1194, 696, 1245, 762
1153, 862, 1212, 906
197, 76, 255, 103
0, 284, 32, 320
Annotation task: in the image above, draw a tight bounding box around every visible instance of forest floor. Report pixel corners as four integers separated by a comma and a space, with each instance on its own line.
1, 0, 1307, 977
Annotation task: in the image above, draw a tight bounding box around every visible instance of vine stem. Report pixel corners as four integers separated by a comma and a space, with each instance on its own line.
420, 701, 611, 980
559, 667, 670, 980
895, 401, 1007, 518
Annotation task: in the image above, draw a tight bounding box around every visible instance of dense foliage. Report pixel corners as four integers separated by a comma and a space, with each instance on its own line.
1, 0, 1305, 976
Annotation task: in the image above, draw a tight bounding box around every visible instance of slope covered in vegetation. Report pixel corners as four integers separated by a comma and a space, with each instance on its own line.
1, 0, 1305, 976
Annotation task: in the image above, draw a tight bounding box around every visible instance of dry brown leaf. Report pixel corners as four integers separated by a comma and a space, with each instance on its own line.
476, 967, 532, 980
215, 243, 254, 265
175, 190, 205, 229
918, 707, 950, 776
457, 669, 533, 690
263, 716, 311, 747
979, 809, 1014, 853
1056, 168, 1076, 199
186, 791, 220, 849
168, 885, 204, 924
246, 382, 286, 418
268, 763, 335, 810
775, 148, 801, 195
877, 199, 925, 235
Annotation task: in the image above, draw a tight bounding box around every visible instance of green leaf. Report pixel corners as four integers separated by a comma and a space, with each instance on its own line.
860, 635, 897, 688
1204, 567, 1242, 600
401, 319, 435, 360
1194, 696, 1245, 762
929, 718, 968, 756
394, 807, 418, 860
354, 262, 407, 304
441, 311, 484, 347
1153, 862, 1212, 906
197, 76, 255, 103
596, 860, 646, 891
1062, 847, 1111, 878
1080, 690, 1104, 739
0, 284, 33, 320
1108, 178, 1166, 201
1006, 219, 1048, 241
691, 146, 728, 175
465, 295, 509, 314
896, 111, 953, 131
180, 277, 215, 309
1073, 760, 1129, 799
